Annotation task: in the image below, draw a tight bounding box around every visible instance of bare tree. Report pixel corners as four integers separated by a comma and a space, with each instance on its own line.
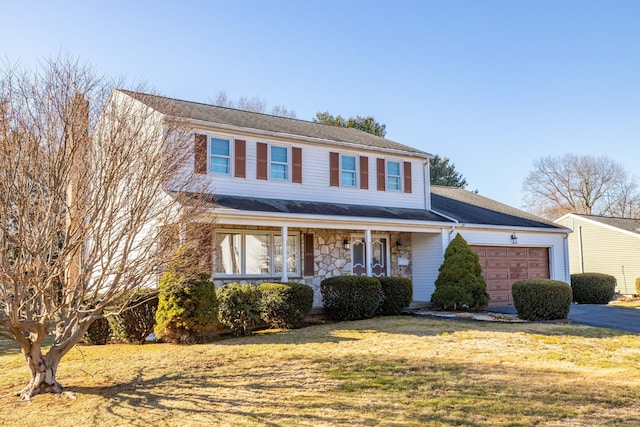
522, 154, 640, 219
0, 57, 207, 400
211, 90, 296, 118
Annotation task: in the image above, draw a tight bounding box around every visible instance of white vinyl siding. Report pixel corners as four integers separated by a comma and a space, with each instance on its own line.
195, 131, 427, 209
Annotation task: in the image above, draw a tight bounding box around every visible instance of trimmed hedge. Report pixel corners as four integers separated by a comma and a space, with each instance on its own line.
258, 282, 313, 329
321, 276, 382, 321
217, 283, 263, 335
109, 288, 159, 344
512, 279, 572, 321
85, 317, 111, 345
378, 277, 413, 315
155, 273, 220, 343
571, 273, 616, 304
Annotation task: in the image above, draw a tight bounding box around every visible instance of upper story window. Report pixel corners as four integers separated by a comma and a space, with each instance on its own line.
386, 160, 401, 191
210, 137, 231, 174
341, 155, 357, 187
270, 146, 289, 180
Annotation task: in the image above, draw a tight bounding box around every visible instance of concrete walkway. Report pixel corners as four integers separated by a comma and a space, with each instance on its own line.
486, 304, 640, 334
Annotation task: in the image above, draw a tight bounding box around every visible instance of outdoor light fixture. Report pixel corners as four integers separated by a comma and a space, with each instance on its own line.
396, 240, 403, 250
511, 233, 518, 244
343, 239, 350, 250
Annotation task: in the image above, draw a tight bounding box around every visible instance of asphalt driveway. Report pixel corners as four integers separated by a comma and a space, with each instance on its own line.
486, 304, 640, 334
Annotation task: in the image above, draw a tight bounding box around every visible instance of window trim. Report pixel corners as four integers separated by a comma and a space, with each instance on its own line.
340, 154, 358, 187
269, 145, 290, 181
209, 135, 233, 175
386, 159, 402, 191
213, 229, 301, 278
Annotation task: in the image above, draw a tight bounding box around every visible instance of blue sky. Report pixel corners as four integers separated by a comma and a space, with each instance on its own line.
2, 0, 639, 208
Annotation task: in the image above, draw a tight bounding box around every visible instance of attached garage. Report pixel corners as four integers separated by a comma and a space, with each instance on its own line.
472, 246, 550, 306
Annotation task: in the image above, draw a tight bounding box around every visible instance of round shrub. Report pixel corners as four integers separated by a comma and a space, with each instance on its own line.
431, 234, 489, 310
571, 273, 616, 304
84, 317, 111, 345
258, 282, 314, 329
217, 283, 263, 335
377, 276, 413, 315
320, 276, 382, 321
512, 279, 572, 321
109, 288, 159, 344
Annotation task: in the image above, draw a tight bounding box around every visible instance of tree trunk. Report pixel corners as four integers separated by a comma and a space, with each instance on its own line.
17, 346, 63, 400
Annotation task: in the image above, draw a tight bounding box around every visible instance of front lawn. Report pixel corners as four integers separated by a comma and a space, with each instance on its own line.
1, 316, 639, 426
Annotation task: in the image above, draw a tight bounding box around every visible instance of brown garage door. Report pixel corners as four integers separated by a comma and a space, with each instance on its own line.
471, 246, 550, 306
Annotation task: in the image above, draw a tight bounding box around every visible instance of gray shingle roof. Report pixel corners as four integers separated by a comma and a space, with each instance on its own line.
118, 90, 429, 157
573, 214, 640, 235
212, 194, 450, 222
431, 186, 564, 229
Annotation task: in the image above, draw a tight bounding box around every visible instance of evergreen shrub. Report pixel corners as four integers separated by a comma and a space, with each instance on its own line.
571, 273, 616, 304
154, 245, 220, 344
430, 234, 489, 310
217, 283, 263, 335
84, 317, 111, 345
258, 282, 314, 329
377, 276, 413, 315
320, 276, 381, 321
512, 279, 572, 321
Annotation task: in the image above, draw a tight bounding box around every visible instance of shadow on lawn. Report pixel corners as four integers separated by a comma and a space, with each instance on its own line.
68, 367, 379, 426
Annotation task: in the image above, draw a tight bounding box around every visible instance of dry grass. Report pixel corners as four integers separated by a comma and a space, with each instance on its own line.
610, 299, 640, 310
1, 316, 640, 426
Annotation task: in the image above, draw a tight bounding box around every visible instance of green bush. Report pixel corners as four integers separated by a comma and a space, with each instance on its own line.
154, 245, 220, 344
109, 288, 159, 344
258, 282, 314, 329
320, 276, 382, 321
431, 234, 489, 310
84, 317, 111, 345
512, 279, 572, 321
571, 273, 616, 304
217, 283, 263, 335
377, 276, 413, 315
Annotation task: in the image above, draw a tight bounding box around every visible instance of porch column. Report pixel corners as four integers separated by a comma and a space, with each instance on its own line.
281, 225, 288, 282
365, 228, 372, 276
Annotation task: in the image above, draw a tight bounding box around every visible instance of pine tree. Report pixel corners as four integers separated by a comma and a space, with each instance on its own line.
431, 234, 489, 310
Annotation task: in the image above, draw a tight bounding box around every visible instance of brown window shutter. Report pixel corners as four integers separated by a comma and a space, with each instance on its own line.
377, 158, 386, 191
359, 156, 369, 189
304, 233, 315, 276
329, 152, 339, 187
256, 142, 268, 180
292, 147, 302, 183
234, 139, 246, 178
404, 161, 412, 193
194, 134, 207, 174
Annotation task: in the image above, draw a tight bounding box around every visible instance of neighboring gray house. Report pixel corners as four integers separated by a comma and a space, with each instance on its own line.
112, 90, 571, 307
555, 213, 640, 295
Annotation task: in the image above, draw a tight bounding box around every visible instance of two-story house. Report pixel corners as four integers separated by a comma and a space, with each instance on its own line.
117, 89, 570, 307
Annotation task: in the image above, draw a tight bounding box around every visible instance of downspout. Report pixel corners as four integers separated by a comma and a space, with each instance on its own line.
578, 226, 584, 273
563, 232, 571, 283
